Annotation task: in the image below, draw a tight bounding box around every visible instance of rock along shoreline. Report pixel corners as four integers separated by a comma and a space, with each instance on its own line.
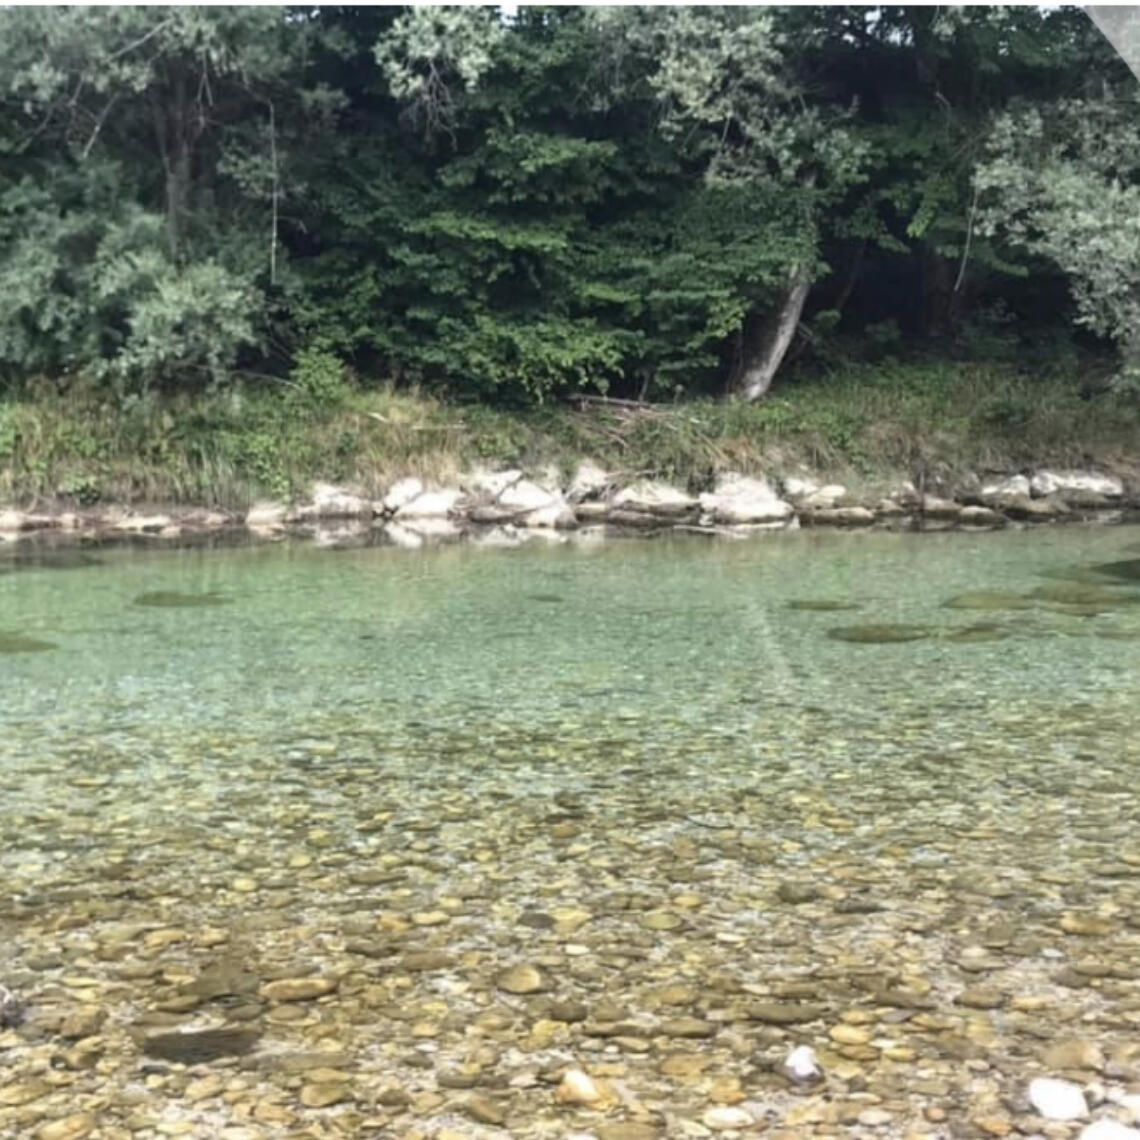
1, 463, 1137, 551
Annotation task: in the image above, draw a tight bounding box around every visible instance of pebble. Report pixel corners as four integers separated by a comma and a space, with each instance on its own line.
702, 1106, 754, 1130
1043, 1040, 1107, 1071
258, 977, 337, 1002
556, 1068, 605, 1105
495, 964, 547, 994
467, 1094, 507, 1125
1079, 1123, 1140, 1140
783, 1045, 824, 1084
37, 1118, 97, 1140
1029, 1077, 1089, 1121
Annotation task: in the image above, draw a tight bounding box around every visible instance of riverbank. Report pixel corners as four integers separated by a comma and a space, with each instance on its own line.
2, 362, 1139, 545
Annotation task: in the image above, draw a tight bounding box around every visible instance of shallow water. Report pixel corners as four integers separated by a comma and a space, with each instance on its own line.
3, 525, 1140, 1139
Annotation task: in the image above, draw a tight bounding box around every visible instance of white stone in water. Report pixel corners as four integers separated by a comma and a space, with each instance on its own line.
703, 1106, 755, 1131
783, 1044, 823, 1084
1029, 1077, 1089, 1121
1079, 1123, 1140, 1140
555, 1068, 604, 1106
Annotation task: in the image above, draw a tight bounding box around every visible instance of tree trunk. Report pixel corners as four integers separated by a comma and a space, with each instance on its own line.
733, 269, 811, 401
921, 244, 956, 338
152, 67, 195, 260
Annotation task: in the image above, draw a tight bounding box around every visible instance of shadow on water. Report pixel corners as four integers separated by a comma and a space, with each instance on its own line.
132, 591, 232, 608
786, 599, 861, 612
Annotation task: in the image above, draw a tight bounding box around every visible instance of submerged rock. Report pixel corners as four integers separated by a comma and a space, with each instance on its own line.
944, 591, 1034, 611
827, 623, 932, 644
786, 599, 860, 612
1079, 1123, 1140, 1140
783, 1044, 824, 1084
142, 1026, 260, 1063
495, 964, 547, 995
944, 622, 1008, 644
1093, 558, 1140, 582
1028, 583, 1138, 608
0, 984, 25, 1026
0, 631, 56, 653
133, 591, 230, 608
1028, 1077, 1089, 1121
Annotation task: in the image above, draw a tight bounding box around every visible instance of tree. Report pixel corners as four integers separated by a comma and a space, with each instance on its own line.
0, 7, 335, 391
593, 6, 869, 399
977, 88, 1140, 387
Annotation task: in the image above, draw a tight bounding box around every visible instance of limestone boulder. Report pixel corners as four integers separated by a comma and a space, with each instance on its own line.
291, 482, 371, 522
611, 481, 698, 518
567, 460, 610, 503
802, 506, 875, 527
980, 474, 1031, 502
699, 474, 794, 526
381, 477, 425, 514
394, 487, 465, 519
800, 484, 848, 509
993, 493, 1070, 521
1031, 469, 1123, 500
245, 501, 287, 529
461, 469, 523, 500
959, 505, 1005, 527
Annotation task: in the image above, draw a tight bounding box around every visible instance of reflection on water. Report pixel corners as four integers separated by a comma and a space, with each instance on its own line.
2, 525, 1140, 1136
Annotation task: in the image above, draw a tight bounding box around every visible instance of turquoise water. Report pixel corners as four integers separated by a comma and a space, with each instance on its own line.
2, 525, 1140, 1136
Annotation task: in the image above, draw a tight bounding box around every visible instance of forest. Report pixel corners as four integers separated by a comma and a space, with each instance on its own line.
1, 6, 1139, 506
2, 4, 1138, 399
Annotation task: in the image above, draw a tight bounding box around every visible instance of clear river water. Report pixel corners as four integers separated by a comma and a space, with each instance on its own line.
2, 524, 1140, 1140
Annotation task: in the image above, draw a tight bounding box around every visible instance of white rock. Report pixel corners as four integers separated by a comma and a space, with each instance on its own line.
783, 1045, 823, 1084
555, 1068, 604, 1106
567, 460, 610, 502
702, 1106, 755, 1131
112, 514, 172, 533
462, 468, 522, 499
699, 474, 794, 526
1030, 469, 1124, 499
498, 479, 558, 513
611, 480, 697, 517
394, 488, 464, 519
782, 474, 820, 501
302, 481, 370, 519
0, 509, 25, 532
245, 501, 287, 528
1029, 1077, 1089, 1121
381, 477, 424, 513
857, 1109, 894, 1127
1079, 1122, 1140, 1140
981, 474, 1031, 500
521, 502, 577, 530
801, 483, 847, 509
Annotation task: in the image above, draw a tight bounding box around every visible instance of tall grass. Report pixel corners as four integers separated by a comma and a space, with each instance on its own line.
1, 361, 1136, 509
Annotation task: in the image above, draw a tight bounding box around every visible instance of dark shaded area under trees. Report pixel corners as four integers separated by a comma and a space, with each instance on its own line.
0, 5, 1135, 408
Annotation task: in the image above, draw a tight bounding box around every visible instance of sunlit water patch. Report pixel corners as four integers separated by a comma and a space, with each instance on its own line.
2, 525, 1140, 1137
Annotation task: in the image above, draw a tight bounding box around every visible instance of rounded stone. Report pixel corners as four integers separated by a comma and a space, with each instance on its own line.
495, 964, 547, 995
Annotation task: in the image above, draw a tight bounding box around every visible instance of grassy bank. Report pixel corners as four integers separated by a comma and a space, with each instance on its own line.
2, 361, 1138, 510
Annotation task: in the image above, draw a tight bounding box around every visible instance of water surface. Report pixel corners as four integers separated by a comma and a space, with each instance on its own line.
2, 525, 1139, 1137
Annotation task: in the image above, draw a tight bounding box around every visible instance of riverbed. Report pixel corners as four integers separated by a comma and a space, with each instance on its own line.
2, 525, 1140, 1139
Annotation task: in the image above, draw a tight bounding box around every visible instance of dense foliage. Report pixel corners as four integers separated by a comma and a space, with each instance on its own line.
0, 5, 1132, 404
